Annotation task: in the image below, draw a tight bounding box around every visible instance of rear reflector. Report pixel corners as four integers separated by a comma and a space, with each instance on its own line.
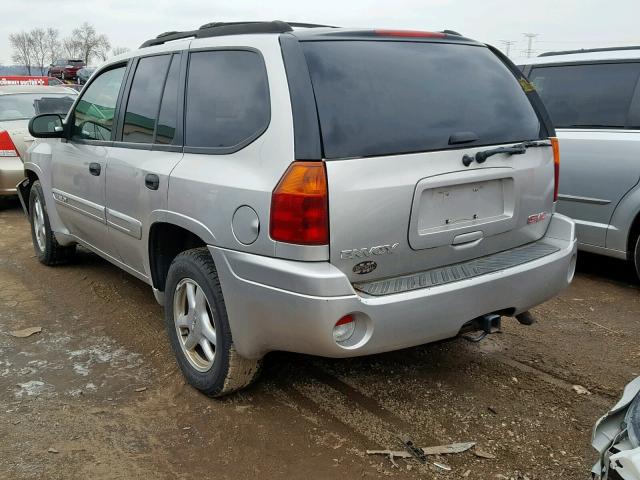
270, 161, 329, 245
375, 29, 446, 38
550, 137, 560, 202
0, 131, 19, 158
333, 315, 356, 343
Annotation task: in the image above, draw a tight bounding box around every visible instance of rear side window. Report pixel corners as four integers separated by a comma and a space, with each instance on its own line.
122, 55, 171, 143
185, 50, 270, 151
302, 41, 541, 159
529, 63, 640, 128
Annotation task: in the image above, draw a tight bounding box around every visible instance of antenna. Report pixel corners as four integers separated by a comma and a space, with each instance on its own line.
523, 33, 539, 58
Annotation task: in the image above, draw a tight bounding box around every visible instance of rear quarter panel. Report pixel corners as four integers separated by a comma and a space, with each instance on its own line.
167, 35, 298, 257
555, 129, 640, 248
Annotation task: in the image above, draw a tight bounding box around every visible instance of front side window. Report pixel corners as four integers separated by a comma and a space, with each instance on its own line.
529, 62, 640, 128
72, 66, 126, 141
185, 50, 270, 150
122, 55, 171, 143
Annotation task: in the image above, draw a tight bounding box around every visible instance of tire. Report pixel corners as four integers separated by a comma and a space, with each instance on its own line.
164, 247, 262, 397
634, 234, 640, 280
29, 180, 76, 265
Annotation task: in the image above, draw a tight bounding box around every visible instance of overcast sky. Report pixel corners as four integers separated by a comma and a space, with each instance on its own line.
2, 0, 639, 65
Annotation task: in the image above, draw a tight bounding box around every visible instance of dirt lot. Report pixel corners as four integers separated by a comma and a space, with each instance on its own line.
1, 198, 639, 480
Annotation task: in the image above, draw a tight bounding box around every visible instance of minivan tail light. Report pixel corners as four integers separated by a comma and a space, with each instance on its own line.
270, 161, 329, 245
550, 137, 560, 202
0, 131, 19, 158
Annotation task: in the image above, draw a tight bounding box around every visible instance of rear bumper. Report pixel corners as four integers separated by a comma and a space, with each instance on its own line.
211, 213, 577, 360
0, 157, 24, 196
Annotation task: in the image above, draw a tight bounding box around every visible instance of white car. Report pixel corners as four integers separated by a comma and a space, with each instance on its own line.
0, 85, 76, 196
593, 377, 640, 479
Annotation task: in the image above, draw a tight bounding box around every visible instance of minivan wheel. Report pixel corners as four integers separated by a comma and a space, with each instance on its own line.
29, 180, 76, 265
164, 248, 262, 397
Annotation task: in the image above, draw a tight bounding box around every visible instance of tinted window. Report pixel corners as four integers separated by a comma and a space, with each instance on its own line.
529, 63, 640, 128
0, 93, 75, 121
72, 66, 126, 141
122, 55, 171, 143
302, 41, 541, 159
156, 55, 180, 144
185, 50, 269, 149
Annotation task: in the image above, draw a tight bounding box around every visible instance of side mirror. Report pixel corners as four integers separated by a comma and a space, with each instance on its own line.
28, 114, 65, 138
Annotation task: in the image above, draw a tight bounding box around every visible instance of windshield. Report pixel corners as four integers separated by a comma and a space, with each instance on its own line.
0, 93, 76, 121
302, 41, 542, 159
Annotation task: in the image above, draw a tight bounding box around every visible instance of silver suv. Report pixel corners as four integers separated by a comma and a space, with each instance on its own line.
20, 21, 577, 396
519, 47, 640, 277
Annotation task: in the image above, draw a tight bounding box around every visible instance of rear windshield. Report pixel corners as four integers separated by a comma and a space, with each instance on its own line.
0, 93, 76, 121
302, 41, 542, 159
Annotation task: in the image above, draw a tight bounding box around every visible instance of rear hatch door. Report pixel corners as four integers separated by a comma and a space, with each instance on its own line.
302, 38, 555, 283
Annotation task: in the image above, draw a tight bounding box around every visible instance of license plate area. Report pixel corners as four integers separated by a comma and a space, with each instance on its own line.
418, 179, 507, 232
408, 170, 518, 250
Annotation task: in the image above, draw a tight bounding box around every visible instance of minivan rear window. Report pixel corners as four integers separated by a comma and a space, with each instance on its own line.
302, 41, 542, 159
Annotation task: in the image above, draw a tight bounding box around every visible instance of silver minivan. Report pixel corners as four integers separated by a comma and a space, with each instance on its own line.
520, 47, 640, 277
21, 21, 576, 396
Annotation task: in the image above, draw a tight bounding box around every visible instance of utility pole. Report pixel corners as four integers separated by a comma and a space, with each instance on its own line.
500, 40, 517, 58
523, 33, 539, 58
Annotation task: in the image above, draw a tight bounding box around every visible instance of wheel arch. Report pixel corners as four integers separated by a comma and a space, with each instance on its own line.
19, 169, 40, 214
148, 219, 213, 293
627, 209, 640, 260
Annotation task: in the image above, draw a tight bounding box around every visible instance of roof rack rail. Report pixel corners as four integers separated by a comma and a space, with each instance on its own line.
539, 45, 640, 57
140, 20, 336, 48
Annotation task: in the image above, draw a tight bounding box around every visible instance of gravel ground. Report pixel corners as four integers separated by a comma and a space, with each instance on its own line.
1, 198, 639, 479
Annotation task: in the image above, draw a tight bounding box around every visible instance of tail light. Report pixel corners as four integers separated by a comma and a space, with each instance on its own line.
550, 137, 560, 202
270, 161, 329, 245
0, 131, 19, 158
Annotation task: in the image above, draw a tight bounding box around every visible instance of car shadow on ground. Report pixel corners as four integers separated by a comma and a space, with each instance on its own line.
575, 250, 638, 286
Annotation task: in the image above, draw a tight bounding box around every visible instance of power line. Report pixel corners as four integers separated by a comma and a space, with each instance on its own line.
523, 33, 539, 58
499, 40, 517, 58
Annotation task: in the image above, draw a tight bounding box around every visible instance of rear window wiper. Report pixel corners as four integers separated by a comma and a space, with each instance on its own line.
462, 140, 551, 167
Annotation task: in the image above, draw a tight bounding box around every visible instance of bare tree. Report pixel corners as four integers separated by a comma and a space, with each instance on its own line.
61, 37, 82, 60
45, 28, 61, 66
111, 46, 130, 57
10, 23, 117, 72
30, 28, 48, 74
70, 22, 111, 64
9, 31, 33, 74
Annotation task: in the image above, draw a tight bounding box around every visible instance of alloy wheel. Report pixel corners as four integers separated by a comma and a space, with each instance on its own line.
32, 196, 46, 252
173, 278, 217, 372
